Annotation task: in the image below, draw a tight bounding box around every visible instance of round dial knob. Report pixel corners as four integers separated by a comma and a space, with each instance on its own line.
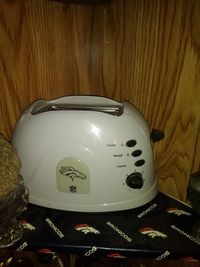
126, 172, 144, 189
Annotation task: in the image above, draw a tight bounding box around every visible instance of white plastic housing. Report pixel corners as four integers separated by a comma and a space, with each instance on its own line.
12, 96, 157, 212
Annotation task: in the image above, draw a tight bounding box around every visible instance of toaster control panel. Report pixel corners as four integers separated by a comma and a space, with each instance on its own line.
106, 138, 146, 190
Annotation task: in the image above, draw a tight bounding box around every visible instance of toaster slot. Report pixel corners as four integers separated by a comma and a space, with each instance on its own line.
32, 103, 123, 116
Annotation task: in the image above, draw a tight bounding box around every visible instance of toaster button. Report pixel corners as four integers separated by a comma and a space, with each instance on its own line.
126, 172, 143, 189
126, 139, 137, 147
135, 159, 145, 166
131, 150, 142, 157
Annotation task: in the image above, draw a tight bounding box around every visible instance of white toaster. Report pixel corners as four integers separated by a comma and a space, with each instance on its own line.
12, 96, 158, 212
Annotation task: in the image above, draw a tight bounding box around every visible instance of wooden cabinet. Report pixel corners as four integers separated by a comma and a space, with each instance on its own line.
49, 0, 112, 4
0, 2, 200, 265
0, 0, 200, 207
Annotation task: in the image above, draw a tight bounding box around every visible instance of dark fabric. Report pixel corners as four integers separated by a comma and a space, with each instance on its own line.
12, 192, 200, 261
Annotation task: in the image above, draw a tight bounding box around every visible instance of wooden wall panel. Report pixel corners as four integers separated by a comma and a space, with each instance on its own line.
0, 0, 200, 201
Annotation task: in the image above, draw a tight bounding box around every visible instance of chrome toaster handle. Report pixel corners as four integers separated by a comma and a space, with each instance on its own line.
31, 97, 124, 116
31, 102, 123, 116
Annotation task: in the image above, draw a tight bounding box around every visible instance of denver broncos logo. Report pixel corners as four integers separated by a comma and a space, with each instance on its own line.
139, 227, 167, 238
37, 248, 55, 254
166, 207, 191, 216
59, 166, 86, 181
20, 220, 35, 231
107, 253, 126, 258
180, 256, 197, 261
74, 224, 100, 235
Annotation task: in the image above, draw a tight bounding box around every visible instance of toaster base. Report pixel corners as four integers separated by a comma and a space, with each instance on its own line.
28, 179, 158, 212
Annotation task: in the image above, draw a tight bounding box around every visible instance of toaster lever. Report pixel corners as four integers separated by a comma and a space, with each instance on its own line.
150, 129, 165, 142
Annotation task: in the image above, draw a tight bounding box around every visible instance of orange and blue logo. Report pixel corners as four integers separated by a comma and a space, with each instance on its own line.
74, 224, 100, 235
139, 227, 167, 238
20, 220, 35, 231
166, 207, 191, 216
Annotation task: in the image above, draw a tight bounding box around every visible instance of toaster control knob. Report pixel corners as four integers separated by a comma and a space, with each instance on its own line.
126, 172, 143, 189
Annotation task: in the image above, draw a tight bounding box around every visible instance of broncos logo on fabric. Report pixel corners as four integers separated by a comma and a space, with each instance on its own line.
20, 220, 35, 231
139, 227, 167, 239
75, 224, 100, 235
59, 166, 86, 181
166, 207, 191, 216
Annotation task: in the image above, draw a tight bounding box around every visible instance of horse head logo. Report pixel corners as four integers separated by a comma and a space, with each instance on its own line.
59, 166, 86, 181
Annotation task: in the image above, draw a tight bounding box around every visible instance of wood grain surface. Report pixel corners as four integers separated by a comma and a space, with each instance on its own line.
0, 0, 200, 201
